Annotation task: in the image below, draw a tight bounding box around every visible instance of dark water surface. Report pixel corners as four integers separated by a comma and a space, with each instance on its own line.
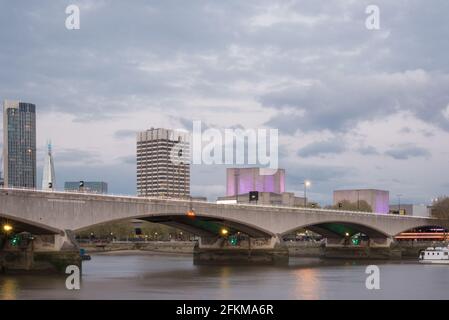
1, 251, 448, 299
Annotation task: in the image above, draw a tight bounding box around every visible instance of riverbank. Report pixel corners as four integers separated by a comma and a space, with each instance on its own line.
80, 241, 196, 254
80, 240, 439, 259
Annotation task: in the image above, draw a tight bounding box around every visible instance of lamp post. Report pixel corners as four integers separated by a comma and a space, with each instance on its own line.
397, 194, 403, 215
357, 189, 360, 210
234, 170, 240, 204
302, 180, 311, 207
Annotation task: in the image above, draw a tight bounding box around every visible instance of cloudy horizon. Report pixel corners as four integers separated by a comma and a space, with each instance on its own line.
1, 0, 449, 205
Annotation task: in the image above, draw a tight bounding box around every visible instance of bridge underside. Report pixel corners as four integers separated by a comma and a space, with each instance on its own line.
310, 223, 449, 239
0, 214, 61, 235
303, 222, 389, 239
141, 215, 272, 238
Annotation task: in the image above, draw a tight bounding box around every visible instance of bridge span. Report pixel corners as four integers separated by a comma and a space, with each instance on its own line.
0, 188, 443, 269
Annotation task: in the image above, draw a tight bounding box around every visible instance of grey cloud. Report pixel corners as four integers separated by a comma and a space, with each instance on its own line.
117, 155, 136, 165
357, 146, 379, 155
297, 139, 345, 158
399, 127, 435, 138
114, 130, 137, 139
263, 71, 449, 134
384, 145, 431, 160
54, 148, 102, 164
2, 1, 449, 204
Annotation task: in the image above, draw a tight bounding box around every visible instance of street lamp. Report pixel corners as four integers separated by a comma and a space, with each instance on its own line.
2, 224, 13, 233
397, 194, 403, 215
302, 180, 311, 207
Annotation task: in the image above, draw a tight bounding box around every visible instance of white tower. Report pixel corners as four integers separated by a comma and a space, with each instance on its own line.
42, 140, 56, 191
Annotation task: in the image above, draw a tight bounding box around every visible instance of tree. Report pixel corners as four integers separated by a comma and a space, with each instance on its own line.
431, 197, 449, 222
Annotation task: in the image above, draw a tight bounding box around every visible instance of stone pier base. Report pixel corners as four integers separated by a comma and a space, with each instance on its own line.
323, 246, 402, 259
0, 250, 81, 274
193, 246, 289, 265
193, 235, 289, 265
0, 231, 82, 274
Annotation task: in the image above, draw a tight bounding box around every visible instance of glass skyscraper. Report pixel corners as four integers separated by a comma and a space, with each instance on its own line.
3, 100, 37, 188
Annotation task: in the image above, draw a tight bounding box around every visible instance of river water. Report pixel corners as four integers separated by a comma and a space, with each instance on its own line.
1, 251, 448, 300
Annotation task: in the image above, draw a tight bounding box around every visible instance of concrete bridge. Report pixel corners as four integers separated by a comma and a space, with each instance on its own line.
0, 188, 443, 269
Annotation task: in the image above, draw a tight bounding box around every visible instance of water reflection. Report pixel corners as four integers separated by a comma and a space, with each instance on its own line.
0, 278, 18, 300
0, 253, 448, 300
294, 268, 319, 300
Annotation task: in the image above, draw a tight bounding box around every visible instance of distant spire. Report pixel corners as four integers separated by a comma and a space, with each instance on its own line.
42, 140, 56, 191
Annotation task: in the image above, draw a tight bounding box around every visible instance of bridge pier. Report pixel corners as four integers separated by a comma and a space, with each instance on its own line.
0, 231, 81, 274
193, 235, 289, 265
323, 236, 401, 259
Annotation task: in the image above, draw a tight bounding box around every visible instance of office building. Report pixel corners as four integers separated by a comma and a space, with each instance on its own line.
333, 189, 390, 214
226, 167, 285, 196
42, 141, 56, 191
137, 128, 190, 198
64, 181, 108, 194
3, 100, 37, 188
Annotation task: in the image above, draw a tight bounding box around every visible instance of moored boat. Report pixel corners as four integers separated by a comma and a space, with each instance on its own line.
419, 246, 449, 264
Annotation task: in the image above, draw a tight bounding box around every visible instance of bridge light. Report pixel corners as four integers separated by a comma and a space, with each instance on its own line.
2, 224, 13, 232
9, 234, 20, 247
186, 210, 196, 217
229, 235, 238, 246
220, 228, 229, 236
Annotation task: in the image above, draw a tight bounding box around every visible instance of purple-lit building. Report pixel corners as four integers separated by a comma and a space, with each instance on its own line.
226, 167, 285, 196
333, 189, 390, 214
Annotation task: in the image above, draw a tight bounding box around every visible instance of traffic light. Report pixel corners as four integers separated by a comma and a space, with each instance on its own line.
48, 182, 53, 189
338, 202, 343, 209
249, 191, 259, 202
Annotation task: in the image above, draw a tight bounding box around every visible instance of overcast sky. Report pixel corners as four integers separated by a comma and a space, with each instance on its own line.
1, 0, 449, 205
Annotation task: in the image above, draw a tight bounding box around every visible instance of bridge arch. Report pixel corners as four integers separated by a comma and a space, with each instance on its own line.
0, 213, 62, 235
281, 220, 390, 239
74, 212, 275, 238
